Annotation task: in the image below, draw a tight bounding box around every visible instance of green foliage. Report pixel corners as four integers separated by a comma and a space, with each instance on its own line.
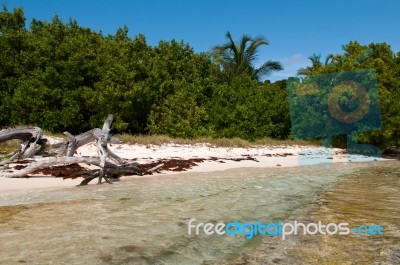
0, 4, 25, 32
148, 82, 210, 138
206, 75, 290, 140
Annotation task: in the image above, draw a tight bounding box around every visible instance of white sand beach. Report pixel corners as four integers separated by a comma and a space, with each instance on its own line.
0, 140, 380, 197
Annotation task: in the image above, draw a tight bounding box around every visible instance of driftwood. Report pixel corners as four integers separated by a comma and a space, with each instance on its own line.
0, 126, 120, 162
97, 114, 114, 184
0, 127, 44, 165
0, 156, 142, 186
0, 127, 42, 143
45, 128, 120, 157
0, 114, 144, 185
45, 128, 101, 156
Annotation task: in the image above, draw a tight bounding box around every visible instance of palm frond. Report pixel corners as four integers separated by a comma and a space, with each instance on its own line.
225, 31, 240, 66
245, 36, 269, 62
252, 60, 283, 81
297, 68, 309, 75
211, 32, 282, 82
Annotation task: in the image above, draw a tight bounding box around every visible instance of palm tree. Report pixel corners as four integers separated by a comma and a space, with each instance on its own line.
297, 53, 339, 75
211, 31, 283, 83
297, 54, 323, 75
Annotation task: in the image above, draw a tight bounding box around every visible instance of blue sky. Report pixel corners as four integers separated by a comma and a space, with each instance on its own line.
2, 0, 400, 81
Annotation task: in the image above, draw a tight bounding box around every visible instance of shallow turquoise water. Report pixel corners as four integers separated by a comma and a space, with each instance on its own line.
0, 161, 399, 264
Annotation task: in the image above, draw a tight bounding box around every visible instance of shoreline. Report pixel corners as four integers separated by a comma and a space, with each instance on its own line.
0, 142, 387, 198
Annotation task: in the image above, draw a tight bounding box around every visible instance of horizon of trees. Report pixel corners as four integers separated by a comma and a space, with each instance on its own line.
1, 6, 399, 148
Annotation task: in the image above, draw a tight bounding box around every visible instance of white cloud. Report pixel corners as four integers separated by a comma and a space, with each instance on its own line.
281, 53, 309, 67
268, 53, 311, 81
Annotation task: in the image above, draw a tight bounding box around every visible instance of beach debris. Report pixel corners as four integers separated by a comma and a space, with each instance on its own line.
0, 114, 143, 185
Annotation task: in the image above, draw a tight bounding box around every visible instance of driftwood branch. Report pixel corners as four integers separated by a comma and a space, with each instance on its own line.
63, 131, 77, 156
77, 162, 143, 186
0, 127, 43, 165
46, 128, 103, 156
1, 156, 100, 178
0, 127, 42, 143
0, 156, 142, 185
46, 128, 121, 157
96, 114, 114, 184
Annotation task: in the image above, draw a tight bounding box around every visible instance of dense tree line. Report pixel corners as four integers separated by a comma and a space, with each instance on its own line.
297, 42, 400, 147
0, 6, 289, 140
0, 6, 399, 147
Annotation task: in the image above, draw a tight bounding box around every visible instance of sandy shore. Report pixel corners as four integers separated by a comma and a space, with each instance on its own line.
0, 141, 381, 197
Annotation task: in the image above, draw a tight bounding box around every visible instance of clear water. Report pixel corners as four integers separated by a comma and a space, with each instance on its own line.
0, 161, 399, 264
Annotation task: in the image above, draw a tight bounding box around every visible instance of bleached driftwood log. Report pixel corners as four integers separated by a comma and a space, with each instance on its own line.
1, 126, 121, 161
0, 114, 140, 185
0, 156, 142, 186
